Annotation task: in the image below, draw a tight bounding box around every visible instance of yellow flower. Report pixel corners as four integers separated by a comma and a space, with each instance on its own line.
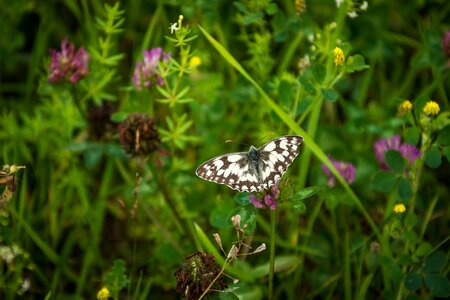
398, 100, 413, 115
393, 203, 406, 214
189, 56, 202, 68
333, 47, 345, 66
97, 287, 110, 300
423, 101, 440, 116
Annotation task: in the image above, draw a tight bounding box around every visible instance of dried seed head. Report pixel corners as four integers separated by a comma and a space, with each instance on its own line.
227, 245, 239, 259
251, 243, 267, 254
231, 215, 241, 230
118, 113, 161, 157
213, 233, 222, 249
175, 252, 227, 300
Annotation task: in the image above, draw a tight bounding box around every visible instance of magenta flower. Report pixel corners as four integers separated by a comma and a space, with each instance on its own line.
133, 48, 169, 90
399, 144, 422, 166
321, 156, 356, 187
442, 31, 450, 67
48, 38, 89, 84
249, 183, 279, 210
374, 135, 421, 170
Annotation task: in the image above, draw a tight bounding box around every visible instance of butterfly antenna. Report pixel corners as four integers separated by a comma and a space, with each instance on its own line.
256, 132, 275, 144
225, 140, 250, 147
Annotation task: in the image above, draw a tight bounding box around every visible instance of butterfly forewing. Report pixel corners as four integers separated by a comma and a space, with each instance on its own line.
257, 135, 303, 190
196, 135, 303, 192
195, 152, 249, 190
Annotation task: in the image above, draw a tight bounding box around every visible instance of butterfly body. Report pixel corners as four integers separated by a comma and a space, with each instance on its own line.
196, 135, 303, 192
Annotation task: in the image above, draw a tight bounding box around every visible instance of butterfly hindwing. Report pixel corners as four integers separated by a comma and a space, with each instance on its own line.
257, 135, 304, 190
196, 135, 303, 192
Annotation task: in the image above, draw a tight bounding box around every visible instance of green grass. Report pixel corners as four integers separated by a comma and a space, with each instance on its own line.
0, 0, 449, 299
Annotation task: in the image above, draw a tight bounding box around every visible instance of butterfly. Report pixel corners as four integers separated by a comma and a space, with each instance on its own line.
195, 135, 303, 192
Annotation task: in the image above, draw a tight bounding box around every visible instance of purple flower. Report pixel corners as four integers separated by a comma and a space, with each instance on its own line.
374, 135, 402, 169
133, 48, 169, 90
321, 156, 356, 187
374, 135, 421, 170
249, 194, 265, 209
399, 144, 422, 166
442, 31, 450, 67
249, 183, 279, 210
48, 37, 89, 84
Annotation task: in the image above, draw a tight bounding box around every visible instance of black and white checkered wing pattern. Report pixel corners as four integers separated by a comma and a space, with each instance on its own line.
195, 152, 250, 192
196, 135, 303, 193
257, 135, 304, 190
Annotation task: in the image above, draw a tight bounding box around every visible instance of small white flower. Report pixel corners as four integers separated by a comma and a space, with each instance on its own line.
335, 0, 344, 7
347, 11, 358, 18
169, 22, 179, 34
360, 1, 368, 11
21, 278, 30, 293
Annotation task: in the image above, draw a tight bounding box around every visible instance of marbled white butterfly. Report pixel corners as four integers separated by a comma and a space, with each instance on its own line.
195, 135, 303, 192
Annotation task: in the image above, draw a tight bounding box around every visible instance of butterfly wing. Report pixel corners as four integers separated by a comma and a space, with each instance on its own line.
257, 135, 304, 189
196, 135, 303, 193
196, 152, 252, 192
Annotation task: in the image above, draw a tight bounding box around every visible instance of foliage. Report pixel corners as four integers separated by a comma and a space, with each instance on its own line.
0, 0, 449, 299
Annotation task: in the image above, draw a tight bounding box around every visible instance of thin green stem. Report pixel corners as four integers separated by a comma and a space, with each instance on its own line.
269, 209, 276, 300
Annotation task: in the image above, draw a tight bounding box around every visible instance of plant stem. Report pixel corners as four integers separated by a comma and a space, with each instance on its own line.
198, 259, 230, 300
269, 209, 276, 300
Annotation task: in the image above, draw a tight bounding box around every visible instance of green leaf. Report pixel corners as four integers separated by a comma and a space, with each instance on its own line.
194, 223, 222, 258
104, 259, 129, 296
234, 193, 251, 205
423, 251, 448, 273
208, 291, 240, 300
298, 74, 315, 94
444, 146, 450, 162
229, 205, 257, 234
385, 150, 405, 173
251, 256, 300, 278
390, 264, 404, 282
424, 274, 450, 297
405, 126, 421, 145
370, 171, 399, 192
398, 255, 414, 266
345, 54, 370, 73
404, 213, 418, 227
436, 125, 450, 145
210, 206, 234, 229
243, 12, 264, 25
312, 64, 326, 84
401, 230, 417, 243
404, 272, 422, 291
415, 242, 432, 257
265, 3, 278, 14
230, 282, 263, 300
321, 88, 339, 102
425, 145, 441, 168
293, 186, 322, 200
292, 201, 306, 213
397, 178, 413, 201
